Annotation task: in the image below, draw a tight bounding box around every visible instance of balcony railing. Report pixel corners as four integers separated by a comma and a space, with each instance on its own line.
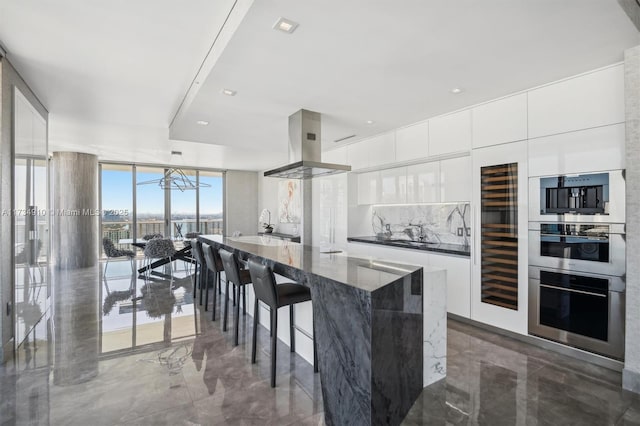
101, 219, 223, 255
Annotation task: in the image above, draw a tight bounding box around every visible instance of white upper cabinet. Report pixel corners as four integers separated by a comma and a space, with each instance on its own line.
472, 94, 527, 148
407, 162, 440, 203
323, 146, 348, 164
347, 142, 370, 171
357, 171, 380, 205
440, 156, 471, 202
528, 123, 625, 176
368, 132, 396, 168
528, 65, 624, 139
428, 110, 472, 156
395, 121, 429, 162
380, 167, 407, 204
347, 132, 395, 170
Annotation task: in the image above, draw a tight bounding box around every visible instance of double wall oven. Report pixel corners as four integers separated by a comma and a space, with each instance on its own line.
528, 170, 626, 360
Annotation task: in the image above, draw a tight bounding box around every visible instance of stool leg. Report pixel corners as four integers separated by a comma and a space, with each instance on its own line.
234, 283, 241, 346
290, 304, 295, 353
243, 286, 247, 316
223, 279, 230, 331
199, 263, 204, 305
212, 271, 218, 321
271, 307, 278, 388
204, 268, 209, 312
313, 317, 319, 373
252, 299, 259, 364
192, 263, 198, 297
270, 307, 273, 337
218, 272, 222, 294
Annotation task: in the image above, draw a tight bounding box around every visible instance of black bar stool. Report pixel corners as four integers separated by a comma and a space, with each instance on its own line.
247, 258, 318, 388
190, 239, 207, 309
202, 243, 223, 321
218, 249, 249, 346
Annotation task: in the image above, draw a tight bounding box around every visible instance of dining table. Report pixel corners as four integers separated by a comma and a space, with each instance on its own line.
118, 238, 195, 274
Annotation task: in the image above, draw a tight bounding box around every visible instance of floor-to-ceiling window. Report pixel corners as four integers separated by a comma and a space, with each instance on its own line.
13, 88, 49, 362
98, 164, 224, 353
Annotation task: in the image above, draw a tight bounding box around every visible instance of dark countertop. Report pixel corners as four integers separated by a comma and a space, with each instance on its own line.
347, 236, 471, 257
257, 231, 301, 242
199, 234, 422, 292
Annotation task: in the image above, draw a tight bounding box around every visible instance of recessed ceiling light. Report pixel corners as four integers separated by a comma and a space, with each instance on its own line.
196, 120, 209, 126
273, 17, 299, 34
222, 89, 237, 96
366, 120, 375, 125
450, 88, 463, 94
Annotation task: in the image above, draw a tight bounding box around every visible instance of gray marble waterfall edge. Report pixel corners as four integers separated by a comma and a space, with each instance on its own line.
200, 235, 424, 426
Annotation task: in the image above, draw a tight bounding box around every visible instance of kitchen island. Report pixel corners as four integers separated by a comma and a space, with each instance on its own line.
198, 235, 427, 426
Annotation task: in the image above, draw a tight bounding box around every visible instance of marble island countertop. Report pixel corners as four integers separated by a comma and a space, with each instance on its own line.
198, 234, 428, 425
202, 235, 423, 292
347, 235, 471, 257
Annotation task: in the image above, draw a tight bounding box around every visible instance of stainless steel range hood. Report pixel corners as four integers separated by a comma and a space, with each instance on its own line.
264, 109, 351, 179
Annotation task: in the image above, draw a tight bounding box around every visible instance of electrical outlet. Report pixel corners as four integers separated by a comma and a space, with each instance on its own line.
457, 227, 464, 237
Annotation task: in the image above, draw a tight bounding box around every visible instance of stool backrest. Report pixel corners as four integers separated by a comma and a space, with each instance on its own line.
190, 239, 204, 264
247, 258, 278, 308
219, 249, 243, 286
202, 243, 223, 273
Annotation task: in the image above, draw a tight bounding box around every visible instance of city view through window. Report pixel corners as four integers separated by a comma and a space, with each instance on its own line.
101, 164, 223, 255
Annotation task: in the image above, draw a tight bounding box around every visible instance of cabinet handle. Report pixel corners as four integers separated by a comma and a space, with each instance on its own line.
473, 205, 478, 265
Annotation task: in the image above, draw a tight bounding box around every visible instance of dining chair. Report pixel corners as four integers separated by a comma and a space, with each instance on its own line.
102, 237, 136, 277
143, 238, 177, 281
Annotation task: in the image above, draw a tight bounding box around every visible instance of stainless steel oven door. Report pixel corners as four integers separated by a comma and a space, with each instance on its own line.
528, 170, 625, 223
528, 266, 625, 360
529, 222, 625, 276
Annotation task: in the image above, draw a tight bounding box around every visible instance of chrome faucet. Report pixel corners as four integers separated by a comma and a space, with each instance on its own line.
405, 223, 427, 242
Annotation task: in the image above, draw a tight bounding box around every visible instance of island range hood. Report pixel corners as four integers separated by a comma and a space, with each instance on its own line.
264, 109, 351, 179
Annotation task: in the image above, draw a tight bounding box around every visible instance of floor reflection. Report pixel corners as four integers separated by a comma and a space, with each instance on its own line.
4, 257, 640, 425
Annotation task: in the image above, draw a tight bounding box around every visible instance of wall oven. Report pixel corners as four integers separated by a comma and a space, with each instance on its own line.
528, 266, 625, 360
528, 170, 625, 223
528, 222, 625, 276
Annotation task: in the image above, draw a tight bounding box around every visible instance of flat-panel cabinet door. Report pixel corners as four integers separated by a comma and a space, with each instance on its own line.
407, 162, 439, 203
429, 110, 472, 156
368, 132, 396, 168
428, 253, 471, 318
396, 121, 429, 162
357, 171, 380, 205
380, 167, 407, 204
440, 156, 471, 202
528, 64, 624, 138
472, 141, 528, 335
348, 142, 370, 171
472, 94, 527, 148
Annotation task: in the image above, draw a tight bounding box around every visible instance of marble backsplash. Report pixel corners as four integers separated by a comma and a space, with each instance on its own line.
371, 203, 471, 246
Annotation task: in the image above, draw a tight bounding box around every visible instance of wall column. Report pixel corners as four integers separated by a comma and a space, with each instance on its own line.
52, 151, 100, 385
624, 45, 640, 393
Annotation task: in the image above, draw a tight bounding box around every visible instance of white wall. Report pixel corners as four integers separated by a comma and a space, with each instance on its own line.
225, 170, 258, 236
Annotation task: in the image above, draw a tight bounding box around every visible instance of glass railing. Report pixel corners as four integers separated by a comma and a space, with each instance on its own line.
101, 219, 223, 257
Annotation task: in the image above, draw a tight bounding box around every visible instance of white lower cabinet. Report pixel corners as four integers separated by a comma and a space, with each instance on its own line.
427, 253, 471, 318
346, 242, 471, 318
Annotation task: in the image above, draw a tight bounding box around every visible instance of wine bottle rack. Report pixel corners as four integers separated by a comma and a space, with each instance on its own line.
481, 163, 518, 310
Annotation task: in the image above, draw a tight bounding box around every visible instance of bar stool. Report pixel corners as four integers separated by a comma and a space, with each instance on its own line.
247, 258, 318, 388
190, 239, 207, 309
202, 243, 223, 321
218, 249, 249, 346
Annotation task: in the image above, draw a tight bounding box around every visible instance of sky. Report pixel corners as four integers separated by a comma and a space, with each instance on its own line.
101, 169, 223, 216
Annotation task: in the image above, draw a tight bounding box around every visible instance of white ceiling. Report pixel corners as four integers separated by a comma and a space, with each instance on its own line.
1, 0, 639, 171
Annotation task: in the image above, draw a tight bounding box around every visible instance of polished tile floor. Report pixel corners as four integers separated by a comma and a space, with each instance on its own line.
2, 259, 640, 425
